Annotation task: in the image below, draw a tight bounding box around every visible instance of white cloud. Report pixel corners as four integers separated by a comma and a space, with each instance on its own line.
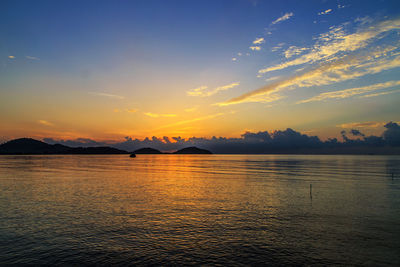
232, 57, 237, 61
271, 12, 294, 25
250, 46, 261, 51
318, 9, 332, 15
253, 37, 265, 44
8, 56, 15, 59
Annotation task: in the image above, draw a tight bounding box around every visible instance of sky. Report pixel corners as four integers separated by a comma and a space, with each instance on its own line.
1, 0, 400, 143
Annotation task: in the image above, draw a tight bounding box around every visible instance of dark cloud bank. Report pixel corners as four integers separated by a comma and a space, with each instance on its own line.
43, 122, 400, 154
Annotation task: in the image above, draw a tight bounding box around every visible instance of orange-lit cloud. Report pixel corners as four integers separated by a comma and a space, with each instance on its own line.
249, 46, 261, 51
259, 18, 400, 74
338, 121, 387, 128
89, 92, 125, 99
219, 47, 400, 106
38, 120, 54, 126
297, 80, 400, 103
143, 112, 177, 118
253, 37, 265, 44
187, 82, 240, 97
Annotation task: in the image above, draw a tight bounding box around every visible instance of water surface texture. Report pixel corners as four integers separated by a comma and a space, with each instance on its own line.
0, 155, 399, 265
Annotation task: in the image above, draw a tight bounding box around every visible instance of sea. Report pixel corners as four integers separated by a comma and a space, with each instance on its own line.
0, 154, 399, 266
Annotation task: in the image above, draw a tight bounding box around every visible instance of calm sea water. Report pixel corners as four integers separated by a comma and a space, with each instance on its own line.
0, 154, 399, 266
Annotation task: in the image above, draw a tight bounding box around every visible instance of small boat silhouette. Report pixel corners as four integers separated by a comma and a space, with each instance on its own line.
130, 153, 136, 158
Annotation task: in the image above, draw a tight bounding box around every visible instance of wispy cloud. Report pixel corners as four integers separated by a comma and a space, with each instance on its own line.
26, 56, 39, 60
249, 46, 261, 51
259, 18, 400, 74
126, 108, 138, 113
143, 112, 177, 118
283, 46, 309, 58
38, 120, 54, 126
232, 57, 237, 61
253, 37, 265, 44
89, 92, 125, 99
271, 12, 294, 25
265, 76, 281, 82
318, 9, 332, 15
297, 80, 400, 104
271, 42, 285, 52
338, 121, 387, 128
218, 47, 400, 106
187, 82, 240, 97
184, 106, 198, 112
8, 56, 15, 59
360, 89, 400, 98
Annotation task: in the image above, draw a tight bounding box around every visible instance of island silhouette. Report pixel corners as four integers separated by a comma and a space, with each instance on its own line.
0, 138, 212, 155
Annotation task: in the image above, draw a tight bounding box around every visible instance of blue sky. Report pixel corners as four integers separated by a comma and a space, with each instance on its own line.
1, 0, 400, 141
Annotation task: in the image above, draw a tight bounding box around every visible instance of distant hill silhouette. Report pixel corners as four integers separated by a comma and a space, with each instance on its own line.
0, 138, 128, 155
174, 146, 212, 154
134, 147, 162, 154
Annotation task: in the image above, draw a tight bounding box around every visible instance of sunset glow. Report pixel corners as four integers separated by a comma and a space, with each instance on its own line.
1, 0, 399, 143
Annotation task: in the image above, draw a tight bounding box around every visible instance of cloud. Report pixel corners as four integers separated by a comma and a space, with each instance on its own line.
318, 9, 332, 15
265, 76, 281, 82
259, 18, 400, 74
338, 121, 387, 128
350, 129, 365, 137
271, 12, 294, 25
232, 57, 237, 61
143, 112, 177, 118
8, 56, 15, 59
184, 106, 198, 112
89, 92, 125, 99
283, 46, 309, 58
126, 108, 138, 113
249, 46, 261, 51
26, 56, 39, 60
271, 43, 285, 52
38, 120, 54, 126
44, 122, 399, 153
383, 122, 400, 146
360, 89, 400, 98
297, 80, 400, 104
187, 82, 240, 97
219, 48, 400, 106
253, 37, 265, 44
238, 52, 242, 56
